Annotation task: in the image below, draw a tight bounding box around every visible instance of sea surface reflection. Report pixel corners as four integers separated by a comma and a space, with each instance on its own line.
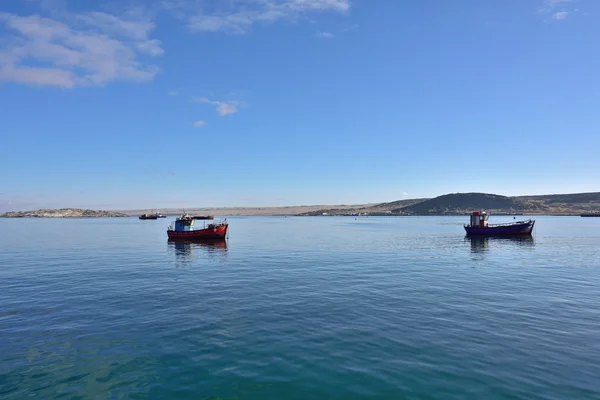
468, 235, 535, 254
167, 239, 228, 265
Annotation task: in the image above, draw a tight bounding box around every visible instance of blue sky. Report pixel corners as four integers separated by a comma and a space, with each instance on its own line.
1, 0, 599, 211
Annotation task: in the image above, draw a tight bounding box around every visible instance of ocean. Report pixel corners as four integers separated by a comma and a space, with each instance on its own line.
1, 215, 600, 399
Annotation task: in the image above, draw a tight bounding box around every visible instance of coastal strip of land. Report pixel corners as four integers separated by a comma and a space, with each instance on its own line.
118, 204, 370, 217
119, 192, 600, 217
2, 192, 599, 217
0, 209, 127, 218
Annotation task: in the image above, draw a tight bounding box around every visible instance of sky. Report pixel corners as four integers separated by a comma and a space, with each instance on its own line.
1, 0, 599, 211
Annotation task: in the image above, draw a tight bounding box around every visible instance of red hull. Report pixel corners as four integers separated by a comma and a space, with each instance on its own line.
167, 224, 228, 240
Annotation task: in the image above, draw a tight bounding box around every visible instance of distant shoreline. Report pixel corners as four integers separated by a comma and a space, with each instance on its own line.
2, 191, 598, 218
0, 209, 592, 218
0, 208, 127, 218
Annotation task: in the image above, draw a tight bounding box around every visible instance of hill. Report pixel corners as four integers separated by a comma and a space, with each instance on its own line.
298, 192, 600, 216
357, 198, 428, 212
517, 192, 600, 203
514, 192, 600, 214
398, 193, 539, 215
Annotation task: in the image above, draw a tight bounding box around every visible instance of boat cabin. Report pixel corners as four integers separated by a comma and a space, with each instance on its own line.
174, 214, 194, 231
469, 211, 489, 228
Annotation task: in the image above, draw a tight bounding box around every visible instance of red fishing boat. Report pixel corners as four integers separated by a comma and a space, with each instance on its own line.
167, 213, 228, 240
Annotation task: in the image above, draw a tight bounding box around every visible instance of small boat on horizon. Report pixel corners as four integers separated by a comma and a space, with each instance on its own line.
167, 213, 228, 240
140, 210, 167, 219
191, 215, 214, 220
464, 211, 535, 236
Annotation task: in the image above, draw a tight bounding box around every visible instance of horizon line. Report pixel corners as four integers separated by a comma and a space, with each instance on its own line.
2, 190, 600, 213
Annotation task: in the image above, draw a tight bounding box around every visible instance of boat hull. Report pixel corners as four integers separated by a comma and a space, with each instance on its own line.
167, 224, 228, 240
464, 220, 535, 236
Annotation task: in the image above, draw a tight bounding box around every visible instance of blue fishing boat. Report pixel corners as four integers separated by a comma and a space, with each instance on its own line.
464, 211, 535, 236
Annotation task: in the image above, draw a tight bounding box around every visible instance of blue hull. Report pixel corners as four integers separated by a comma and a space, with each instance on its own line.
464, 220, 535, 236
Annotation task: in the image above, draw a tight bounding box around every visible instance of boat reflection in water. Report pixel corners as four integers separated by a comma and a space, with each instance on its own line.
468, 235, 535, 254
168, 239, 228, 266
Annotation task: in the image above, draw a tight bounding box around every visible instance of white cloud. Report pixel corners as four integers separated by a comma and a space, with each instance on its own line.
168, 0, 350, 34
194, 120, 205, 127
402, 192, 408, 196
0, 10, 163, 88
552, 11, 569, 19
194, 97, 240, 116
314, 31, 334, 38
217, 102, 238, 116
168, 90, 178, 96
539, 0, 574, 14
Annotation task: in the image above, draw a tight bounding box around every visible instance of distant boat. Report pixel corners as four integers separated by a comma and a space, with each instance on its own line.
167, 213, 227, 240
464, 211, 535, 236
191, 215, 213, 220
154, 212, 167, 218
139, 213, 158, 220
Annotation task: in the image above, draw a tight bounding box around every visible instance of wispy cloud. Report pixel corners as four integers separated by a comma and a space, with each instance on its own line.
194, 97, 240, 116
194, 120, 205, 127
552, 11, 569, 20
166, 0, 350, 34
538, 0, 576, 21
314, 23, 358, 39
341, 23, 359, 33
168, 90, 179, 96
0, 8, 163, 88
314, 31, 334, 39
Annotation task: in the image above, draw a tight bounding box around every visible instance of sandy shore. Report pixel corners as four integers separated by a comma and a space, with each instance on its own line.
120, 204, 372, 217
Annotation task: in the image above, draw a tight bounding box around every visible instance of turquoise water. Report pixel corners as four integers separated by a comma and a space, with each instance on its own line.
1, 216, 600, 399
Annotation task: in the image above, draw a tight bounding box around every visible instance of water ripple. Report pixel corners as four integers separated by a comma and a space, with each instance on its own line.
1, 216, 600, 399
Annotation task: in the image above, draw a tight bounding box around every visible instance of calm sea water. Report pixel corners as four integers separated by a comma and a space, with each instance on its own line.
1, 216, 600, 399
